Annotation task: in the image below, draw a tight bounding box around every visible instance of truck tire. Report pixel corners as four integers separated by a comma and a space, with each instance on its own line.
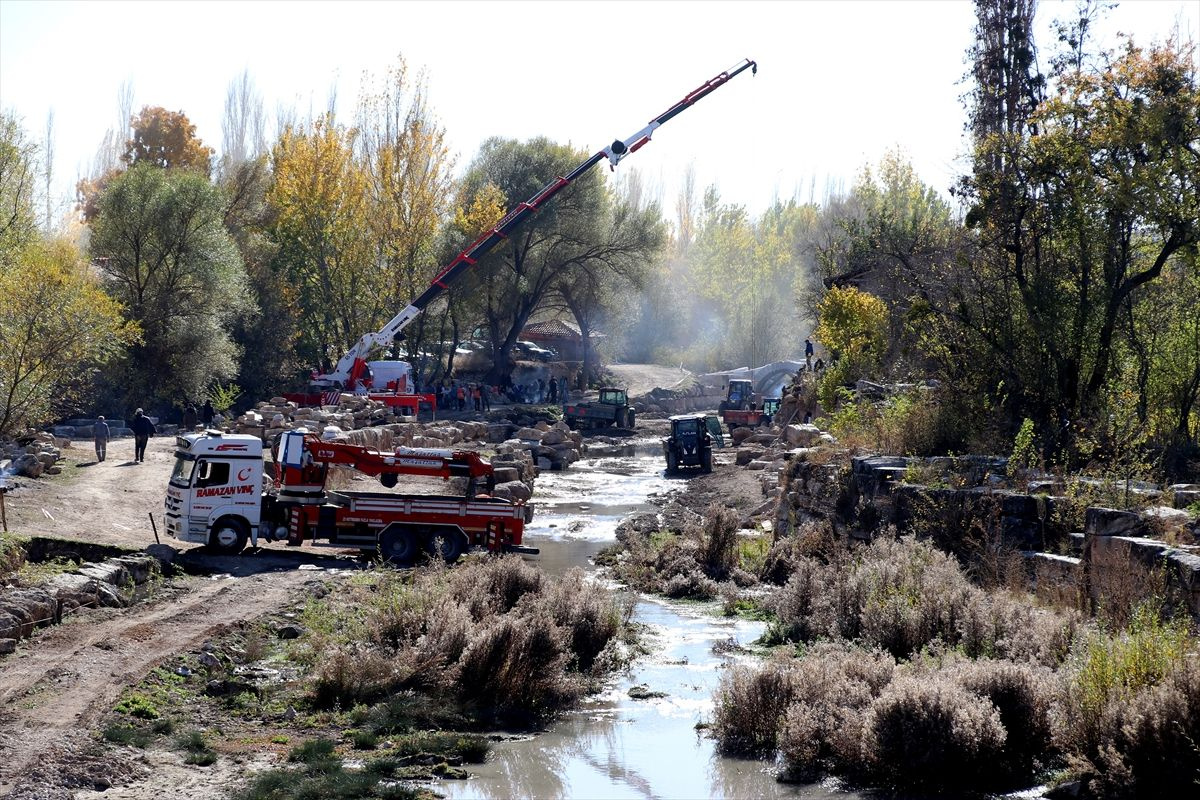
666, 450, 678, 475
624, 409, 636, 428
210, 518, 248, 555
380, 473, 398, 488
566, 418, 577, 431
700, 447, 713, 473
379, 527, 418, 565
426, 529, 466, 564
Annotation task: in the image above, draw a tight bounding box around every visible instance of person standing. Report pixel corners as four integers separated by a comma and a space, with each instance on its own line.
805, 337, 814, 370
548, 376, 558, 403
201, 400, 214, 428
130, 408, 157, 463
93, 415, 110, 462
182, 404, 197, 432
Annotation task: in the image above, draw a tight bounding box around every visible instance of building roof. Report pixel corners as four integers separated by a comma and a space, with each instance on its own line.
521, 319, 605, 340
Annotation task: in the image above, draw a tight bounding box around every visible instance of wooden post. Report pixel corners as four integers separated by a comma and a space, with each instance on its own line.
148, 511, 160, 544
0, 490, 7, 532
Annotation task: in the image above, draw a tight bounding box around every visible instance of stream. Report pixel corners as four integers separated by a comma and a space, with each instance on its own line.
433, 440, 859, 800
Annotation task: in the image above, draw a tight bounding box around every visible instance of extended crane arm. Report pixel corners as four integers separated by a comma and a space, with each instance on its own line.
315, 58, 757, 389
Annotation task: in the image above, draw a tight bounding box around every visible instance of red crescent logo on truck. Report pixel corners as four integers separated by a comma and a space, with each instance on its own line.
215, 444, 249, 451
237, 467, 253, 481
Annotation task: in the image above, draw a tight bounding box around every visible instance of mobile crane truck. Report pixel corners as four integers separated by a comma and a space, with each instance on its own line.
165, 429, 535, 563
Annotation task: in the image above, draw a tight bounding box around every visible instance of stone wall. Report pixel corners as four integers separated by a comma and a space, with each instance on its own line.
771, 450, 1200, 616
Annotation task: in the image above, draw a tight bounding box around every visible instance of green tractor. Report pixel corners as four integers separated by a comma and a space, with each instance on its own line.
663, 414, 714, 475
564, 387, 636, 430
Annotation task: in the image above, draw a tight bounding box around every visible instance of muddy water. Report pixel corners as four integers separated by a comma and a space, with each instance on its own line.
434, 441, 862, 800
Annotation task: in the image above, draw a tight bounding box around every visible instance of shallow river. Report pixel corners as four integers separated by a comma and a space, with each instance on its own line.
433, 441, 860, 800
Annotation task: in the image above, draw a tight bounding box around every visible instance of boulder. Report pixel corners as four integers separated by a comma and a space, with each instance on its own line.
736, 447, 765, 466
514, 427, 543, 441
541, 428, 568, 446
1085, 507, 1144, 538
730, 427, 755, 446
784, 424, 822, 447
493, 480, 533, 502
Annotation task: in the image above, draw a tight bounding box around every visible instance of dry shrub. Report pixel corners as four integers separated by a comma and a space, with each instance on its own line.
456, 613, 579, 717
307, 557, 630, 722
863, 674, 1008, 790
532, 568, 630, 671
447, 555, 543, 619
1075, 655, 1200, 799
1061, 605, 1199, 796
760, 521, 837, 585
697, 504, 740, 579
776, 644, 895, 781
712, 653, 803, 756
312, 648, 399, 708
951, 659, 1057, 778
764, 536, 1082, 665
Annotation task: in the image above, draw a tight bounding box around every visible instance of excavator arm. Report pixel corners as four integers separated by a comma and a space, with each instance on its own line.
315, 58, 757, 389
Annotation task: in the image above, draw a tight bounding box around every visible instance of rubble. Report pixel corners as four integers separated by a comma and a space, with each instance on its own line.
2, 432, 71, 479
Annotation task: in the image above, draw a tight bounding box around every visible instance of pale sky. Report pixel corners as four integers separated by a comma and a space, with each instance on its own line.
1, 0, 1195, 222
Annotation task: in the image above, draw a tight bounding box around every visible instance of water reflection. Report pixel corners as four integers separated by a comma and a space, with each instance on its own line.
436, 445, 864, 799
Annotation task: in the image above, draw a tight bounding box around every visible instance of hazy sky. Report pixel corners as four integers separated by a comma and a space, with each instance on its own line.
1, 0, 1195, 220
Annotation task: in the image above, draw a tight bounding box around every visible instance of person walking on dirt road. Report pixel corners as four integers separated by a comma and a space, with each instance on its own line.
93, 416, 110, 462
130, 409, 157, 463
202, 400, 215, 428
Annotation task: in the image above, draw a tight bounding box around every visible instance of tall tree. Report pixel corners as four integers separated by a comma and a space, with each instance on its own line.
89, 163, 250, 410
453, 137, 664, 384
267, 113, 374, 371
0, 238, 136, 435
0, 112, 38, 264
123, 106, 214, 174
357, 58, 455, 374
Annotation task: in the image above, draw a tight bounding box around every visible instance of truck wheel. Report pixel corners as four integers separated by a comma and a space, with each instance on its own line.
379, 528, 418, 565
380, 473, 398, 488
700, 448, 713, 473
210, 519, 248, 555
426, 530, 466, 563
624, 409, 636, 428
565, 418, 576, 430
666, 451, 678, 475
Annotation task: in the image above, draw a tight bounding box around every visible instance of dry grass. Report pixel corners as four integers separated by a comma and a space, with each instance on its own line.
763, 536, 1080, 665
605, 504, 752, 601
302, 557, 633, 723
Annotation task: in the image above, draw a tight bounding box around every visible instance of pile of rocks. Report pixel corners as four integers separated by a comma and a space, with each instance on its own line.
634, 383, 724, 416
1, 432, 71, 479
234, 396, 407, 440
489, 420, 585, 472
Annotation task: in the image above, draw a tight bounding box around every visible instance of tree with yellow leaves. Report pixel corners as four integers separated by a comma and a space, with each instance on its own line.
267, 114, 375, 372
0, 238, 137, 435
357, 58, 455, 375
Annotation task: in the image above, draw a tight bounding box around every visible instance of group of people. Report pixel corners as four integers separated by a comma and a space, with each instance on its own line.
425, 375, 565, 413
90, 400, 215, 464
180, 400, 216, 432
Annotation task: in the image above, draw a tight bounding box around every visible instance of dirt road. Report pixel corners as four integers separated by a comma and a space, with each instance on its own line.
0, 565, 323, 799
0, 435, 351, 798
606, 363, 694, 398
6, 436, 186, 551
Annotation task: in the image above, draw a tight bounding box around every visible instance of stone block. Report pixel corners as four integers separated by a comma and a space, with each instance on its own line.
1085, 507, 1144, 537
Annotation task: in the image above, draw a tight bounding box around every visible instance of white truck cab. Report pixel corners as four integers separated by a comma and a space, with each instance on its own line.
164, 431, 267, 554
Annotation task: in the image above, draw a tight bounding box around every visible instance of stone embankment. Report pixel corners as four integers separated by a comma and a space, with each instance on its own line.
0, 541, 166, 655
767, 447, 1200, 616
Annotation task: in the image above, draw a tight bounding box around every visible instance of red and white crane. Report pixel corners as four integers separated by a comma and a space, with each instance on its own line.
294, 58, 757, 408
